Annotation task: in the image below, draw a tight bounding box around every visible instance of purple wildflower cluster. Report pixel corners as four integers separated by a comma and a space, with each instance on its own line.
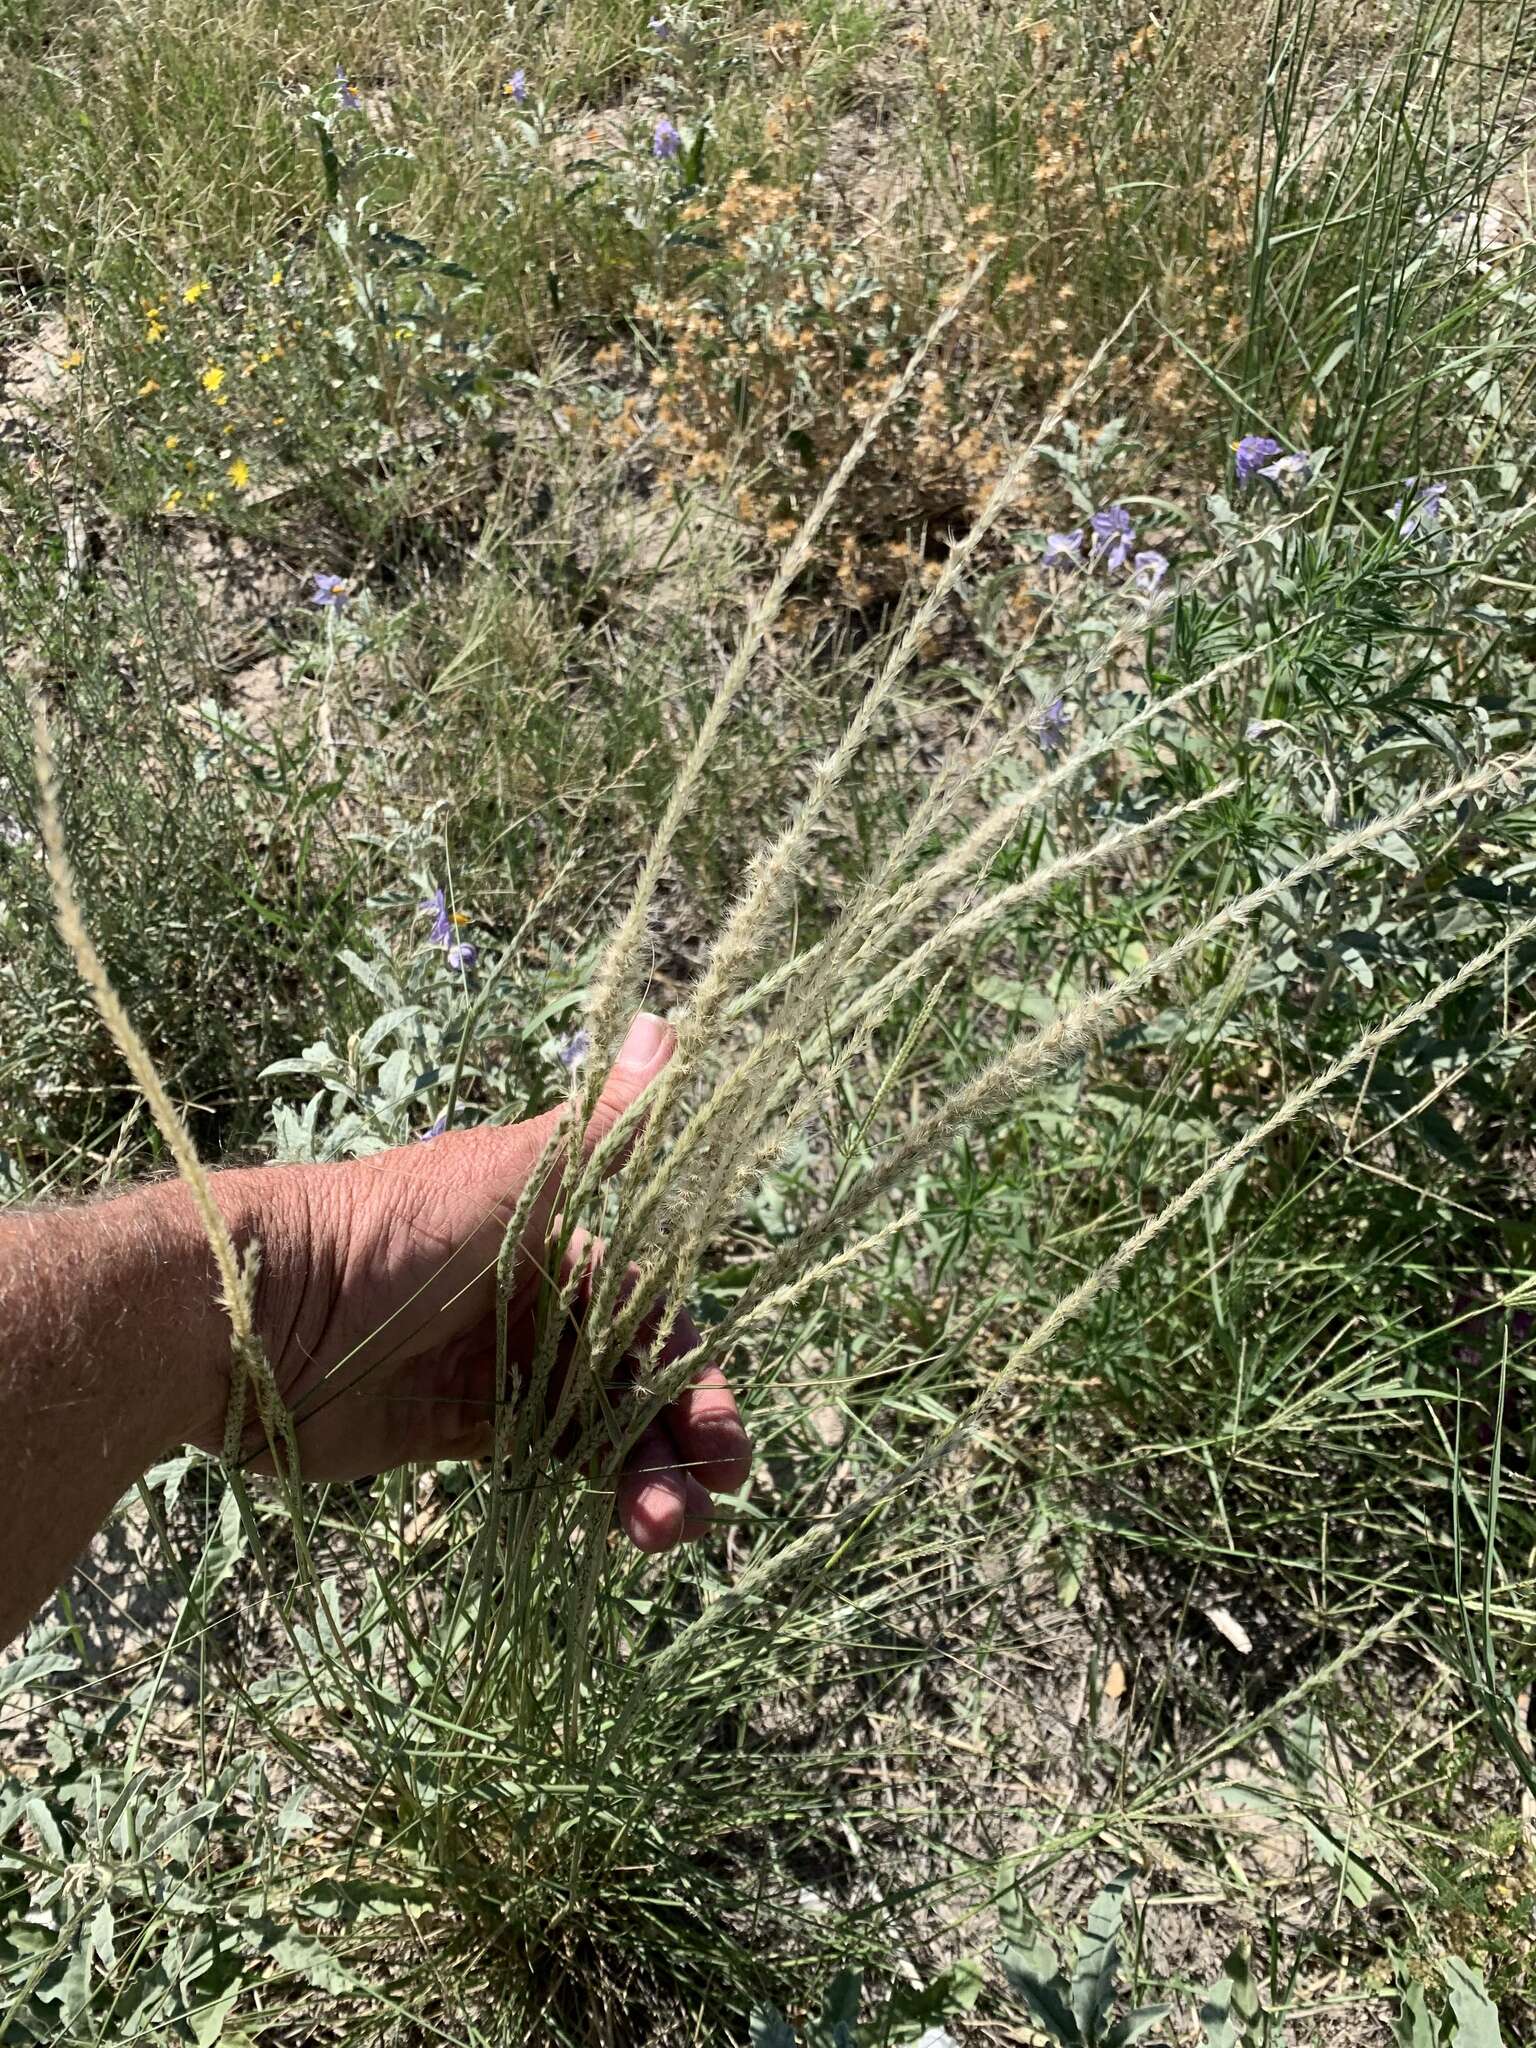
505, 67, 528, 104
334, 65, 362, 112
310, 572, 349, 611
1390, 477, 1448, 537
421, 887, 478, 972
1233, 434, 1313, 488
1041, 502, 1167, 594
557, 1027, 592, 1070
1035, 696, 1071, 754
652, 115, 682, 159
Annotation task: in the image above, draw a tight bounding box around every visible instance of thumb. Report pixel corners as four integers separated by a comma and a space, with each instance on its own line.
583, 1010, 675, 1160
506, 1010, 674, 1262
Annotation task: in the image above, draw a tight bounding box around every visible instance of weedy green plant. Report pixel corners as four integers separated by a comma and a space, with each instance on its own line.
999, 1870, 1170, 2047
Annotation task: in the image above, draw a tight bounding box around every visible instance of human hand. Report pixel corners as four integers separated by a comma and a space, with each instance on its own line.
196, 1013, 750, 1552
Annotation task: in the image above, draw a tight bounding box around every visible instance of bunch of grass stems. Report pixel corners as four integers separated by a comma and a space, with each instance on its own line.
30, 282, 1534, 1746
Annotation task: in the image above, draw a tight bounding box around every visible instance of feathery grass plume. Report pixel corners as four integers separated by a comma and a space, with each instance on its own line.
596, 630, 1306, 1364
584, 361, 1167, 1366
835, 776, 1242, 1037
728, 739, 1536, 1315
720, 533, 1307, 1031
515, 267, 1001, 1449
569, 258, 996, 1149
625, 909, 1535, 1691
605, 735, 1533, 1463
604, 772, 1239, 1362
28, 682, 293, 1479
596, 313, 1146, 1279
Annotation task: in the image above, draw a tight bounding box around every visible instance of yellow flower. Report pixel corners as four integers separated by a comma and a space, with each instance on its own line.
269, 266, 283, 287
213, 395, 228, 408
145, 318, 166, 343
183, 280, 208, 304
138, 378, 160, 396
62, 349, 83, 370
163, 488, 182, 509
164, 434, 179, 450
200, 491, 215, 508
271, 414, 286, 426
227, 457, 250, 489
201, 364, 225, 392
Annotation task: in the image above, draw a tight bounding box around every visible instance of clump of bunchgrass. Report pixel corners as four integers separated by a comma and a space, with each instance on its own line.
26, 266, 1535, 2043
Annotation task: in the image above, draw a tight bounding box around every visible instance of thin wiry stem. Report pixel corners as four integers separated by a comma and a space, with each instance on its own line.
29, 683, 291, 1476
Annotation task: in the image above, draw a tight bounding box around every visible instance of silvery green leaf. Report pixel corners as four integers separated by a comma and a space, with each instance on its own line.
24, 1797, 64, 1863
144, 1452, 199, 1516
1108, 2007, 1170, 2047
90, 1898, 115, 1970
141, 1799, 218, 1861
0, 1647, 75, 1703
265, 1929, 366, 1995
1392, 1978, 1435, 2048
1001, 1932, 1078, 2045
359, 1005, 427, 1059
1072, 1872, 1131, 2045
1442, 1957, 1503, 2047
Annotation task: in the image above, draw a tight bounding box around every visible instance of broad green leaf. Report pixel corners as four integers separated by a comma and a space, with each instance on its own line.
90, 1898, 115, 1971
1001, 1930, 1079, 2045
1392, 1978, 1436, 2048
750, 2010, 797, 2048
267, 1930, 366, 1995
1443, 1957, 1503, 2048
819, 1968, 862, 2028
1072, 1872, 1131, 2045
1108, 2006, 1171, 2047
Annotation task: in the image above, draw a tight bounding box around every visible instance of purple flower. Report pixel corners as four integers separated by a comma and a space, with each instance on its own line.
648, 14, 674, 37
1233, 435, 1283, 483
1041, 528, 1083, 569
1131, 548, 1169, 593
1090, 503, 1136, 571
557, 1027, 592, 1069
420, 886, 457, 945
1035, 696, 1071, 753
652, 116, 682, 159
506, 68, 528, 104
421, 889, 476, 965
1260, 450, 1312, 487
334, 65, 362, 112
420, 1110, 449, 1142
310, 572, 349, 610
1390, 478, 1448, 537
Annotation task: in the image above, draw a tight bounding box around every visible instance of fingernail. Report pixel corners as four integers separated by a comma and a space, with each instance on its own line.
616, 1010, 670, 1071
